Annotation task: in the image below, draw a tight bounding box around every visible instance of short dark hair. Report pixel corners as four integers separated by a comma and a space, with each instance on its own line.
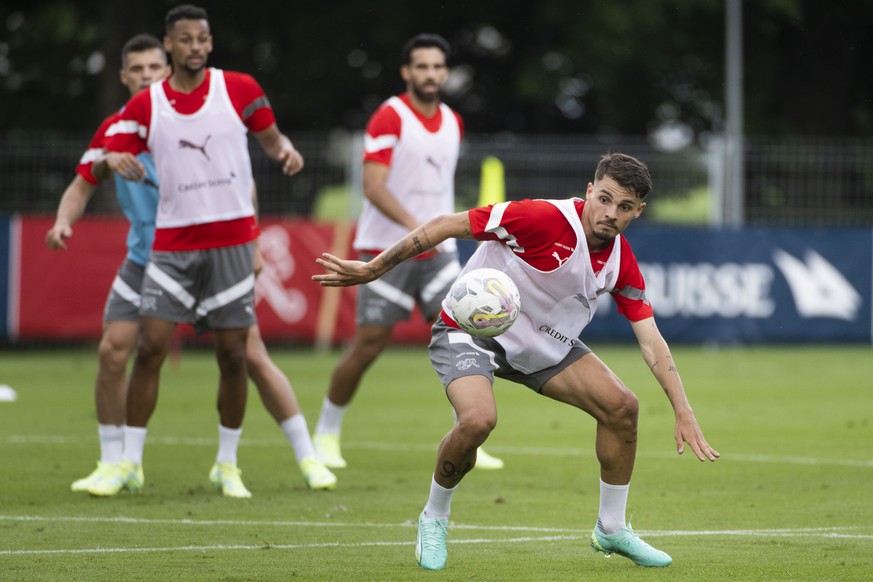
121, 34, 164, 68
165, 4, 209, 34
595, 153, 653, 199
401, 33, 450, 65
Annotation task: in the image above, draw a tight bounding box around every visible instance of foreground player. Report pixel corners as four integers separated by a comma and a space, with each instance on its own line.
314, 153, 719, 570
312, 33, 503, 471
46, 33, 336, 496
98, 4, 333, 496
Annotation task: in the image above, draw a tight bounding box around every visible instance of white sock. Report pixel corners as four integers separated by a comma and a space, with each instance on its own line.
423, 476, 457, 519
314, 396, 347, 435
597, 479, 629, 535
280, 414, 316, 462
123, 426, 148, 466
216, 425, 243, 465
98, 423, 124, 464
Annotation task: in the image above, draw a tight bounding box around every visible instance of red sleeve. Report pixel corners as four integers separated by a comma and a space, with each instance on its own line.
223, 71, 276, 133
611, 237, 654, 321
468, 199, 575, 269
75, 114, 117, 184
363, 103, 401, 166
454, 110, 464, 140
104, 89, 151, 156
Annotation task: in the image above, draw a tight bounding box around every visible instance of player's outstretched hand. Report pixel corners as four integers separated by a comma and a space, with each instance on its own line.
45, 223, 72, 250
675, 412, 720, 462
313, 253, 376, 287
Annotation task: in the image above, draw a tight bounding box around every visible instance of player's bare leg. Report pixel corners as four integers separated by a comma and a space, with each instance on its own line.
542, 354, 671, 567
246, 325, 336, 490
313, 324, 392, 468
126, 317, 176, 428
95, 320, 139, 425
326, 324, 393, 406
416, 376, 497, 570
86, 317, 174, 496
71, 320, 138, 493
208, 327, 253, 498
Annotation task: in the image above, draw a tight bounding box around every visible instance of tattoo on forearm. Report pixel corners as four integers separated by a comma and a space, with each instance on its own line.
650, 358, 678, 374
412, 235, 425, 254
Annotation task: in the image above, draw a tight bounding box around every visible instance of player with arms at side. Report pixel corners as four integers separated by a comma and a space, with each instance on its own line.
97, 4, 333, 497
46, 32, 336, 496
314, 153, 720, 571
312, 33, 503, 471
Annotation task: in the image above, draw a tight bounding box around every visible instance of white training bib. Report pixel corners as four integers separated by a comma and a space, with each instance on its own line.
147, 68, 255, 229
354, 96, 459, 253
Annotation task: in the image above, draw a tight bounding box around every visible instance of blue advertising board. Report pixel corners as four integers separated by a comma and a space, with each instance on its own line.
585, 226, 872, 344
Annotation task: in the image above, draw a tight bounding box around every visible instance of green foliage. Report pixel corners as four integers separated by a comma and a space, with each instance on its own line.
2, 1, 873, 136
1, 345, 872, 580
647, 186, 710, 225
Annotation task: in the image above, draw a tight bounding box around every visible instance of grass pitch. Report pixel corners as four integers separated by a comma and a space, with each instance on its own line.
1, 344, 871, 581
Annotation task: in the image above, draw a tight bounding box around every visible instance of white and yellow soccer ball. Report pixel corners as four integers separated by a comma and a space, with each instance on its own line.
448, 268, 521, 338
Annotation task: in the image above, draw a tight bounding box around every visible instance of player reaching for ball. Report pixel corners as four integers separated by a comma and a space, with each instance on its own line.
314, 152, 720, 571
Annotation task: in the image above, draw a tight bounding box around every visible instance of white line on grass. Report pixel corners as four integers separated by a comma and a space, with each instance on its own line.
1, 527, 871, 557
6, 434, 872, 468
1, 535, 580, 556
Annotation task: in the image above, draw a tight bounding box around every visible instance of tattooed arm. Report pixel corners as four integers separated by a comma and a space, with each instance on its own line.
313, 211, 473, 287
630, 317, 720, 462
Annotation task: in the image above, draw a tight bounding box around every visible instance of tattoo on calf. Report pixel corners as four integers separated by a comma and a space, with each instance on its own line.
439, 459, 473, 485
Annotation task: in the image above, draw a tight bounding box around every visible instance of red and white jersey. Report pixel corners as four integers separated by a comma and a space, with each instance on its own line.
354, 94, 462, 254
76, 113, 117, 184
443, 198, 653, 374
105, 68, 273, 251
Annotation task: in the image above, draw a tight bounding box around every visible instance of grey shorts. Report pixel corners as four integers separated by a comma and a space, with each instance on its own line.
139, 243, 256, 333
356, 251, 461, 325
103, 259, 145, 323
428, 316, 592, 393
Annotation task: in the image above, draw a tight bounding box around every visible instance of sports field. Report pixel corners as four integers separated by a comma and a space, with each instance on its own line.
1, 345, 871, 580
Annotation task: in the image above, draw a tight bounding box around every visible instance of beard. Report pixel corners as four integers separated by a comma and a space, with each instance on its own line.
411, 82, 440, 103
592, 229, 616, 242
177, 57, 207, 76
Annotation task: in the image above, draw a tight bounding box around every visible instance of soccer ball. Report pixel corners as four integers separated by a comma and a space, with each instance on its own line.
448, 268, 521, 338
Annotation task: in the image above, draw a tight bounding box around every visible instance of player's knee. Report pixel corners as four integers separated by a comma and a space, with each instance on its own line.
217, 345, 247, 375
134, 336, 169, 368
457, 412, 497, 445
607, 389, 639, 431
98, 336, 132, 371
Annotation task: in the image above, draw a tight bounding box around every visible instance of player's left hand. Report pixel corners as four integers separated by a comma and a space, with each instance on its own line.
674, 411, 720, 462
278, 146, 304, 176
312, 253, 376, 286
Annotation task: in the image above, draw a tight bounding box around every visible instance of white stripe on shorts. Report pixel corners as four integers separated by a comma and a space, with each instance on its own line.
448, 331, 498, 368
421, 260, 462, 303
146, 263, 196, 309
111, 274, 141, 308
196, 274, 255, 318
367, 279, 416, 311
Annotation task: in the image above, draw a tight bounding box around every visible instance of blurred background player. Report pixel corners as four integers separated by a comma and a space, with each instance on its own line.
314, 153, 720, 571
94, 4, 332, 497
312, 33, 503, 471
46, 31, 336, 496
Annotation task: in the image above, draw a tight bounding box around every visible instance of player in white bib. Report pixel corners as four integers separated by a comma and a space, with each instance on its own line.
312, 33, 503, 471
314, 153, 720, 571
99, 4, 335, 497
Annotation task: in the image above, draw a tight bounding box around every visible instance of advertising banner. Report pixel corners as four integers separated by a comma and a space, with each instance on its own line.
8, 217, 872, 345
585, 226, 873, 344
